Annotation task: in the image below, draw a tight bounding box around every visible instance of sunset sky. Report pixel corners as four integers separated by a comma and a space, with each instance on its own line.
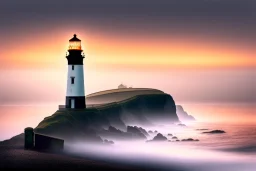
0, 0, 255, 116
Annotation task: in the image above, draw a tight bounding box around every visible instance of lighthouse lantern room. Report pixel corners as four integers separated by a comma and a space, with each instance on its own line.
69, 34, 82, 50
65, 34, 86, 109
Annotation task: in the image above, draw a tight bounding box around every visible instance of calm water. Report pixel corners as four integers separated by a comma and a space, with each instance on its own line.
147, 122, 256, 153
0, 105, 58, 141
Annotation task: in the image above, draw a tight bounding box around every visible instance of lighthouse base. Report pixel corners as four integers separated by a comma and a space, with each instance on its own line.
65, 96, 86, 109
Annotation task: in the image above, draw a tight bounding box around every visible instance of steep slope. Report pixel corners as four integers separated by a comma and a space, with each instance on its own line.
86, 88, 194, 123
35, 108, 105, 143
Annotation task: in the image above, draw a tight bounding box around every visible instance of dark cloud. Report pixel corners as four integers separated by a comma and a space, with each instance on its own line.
0, 0, 255, 46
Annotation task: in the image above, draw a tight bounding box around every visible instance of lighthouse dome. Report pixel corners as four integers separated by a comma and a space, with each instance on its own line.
69, 34, 82, 50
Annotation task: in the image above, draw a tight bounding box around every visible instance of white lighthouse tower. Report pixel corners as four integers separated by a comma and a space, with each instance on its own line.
65, 34, 86, 109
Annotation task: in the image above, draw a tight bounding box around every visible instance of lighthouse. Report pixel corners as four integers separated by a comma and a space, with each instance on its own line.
65, 34, 86, 109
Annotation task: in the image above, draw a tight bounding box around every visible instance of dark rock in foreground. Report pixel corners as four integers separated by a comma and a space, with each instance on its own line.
152, 133, 168, 141
137, 127, 150, 137
99, 126, 132, 141
109, 126, 123, 134
181, 138, 199, 142
127, 126, 147, 138
104, 139, 114, 145
99, 126, 148, 141
203, 130, 226, 134
146, 133, 168, 142
127, 126, 149, 139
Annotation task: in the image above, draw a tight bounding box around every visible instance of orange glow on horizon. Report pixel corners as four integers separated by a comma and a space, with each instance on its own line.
1, 31, 255, 70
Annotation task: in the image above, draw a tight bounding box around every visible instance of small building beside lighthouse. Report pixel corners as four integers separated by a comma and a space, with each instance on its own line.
65, 34, 86, 109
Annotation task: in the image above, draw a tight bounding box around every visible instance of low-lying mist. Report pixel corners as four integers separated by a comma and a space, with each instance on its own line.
64, 135, 256, 171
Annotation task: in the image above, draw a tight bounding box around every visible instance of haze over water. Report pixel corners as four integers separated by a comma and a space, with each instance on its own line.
1, 103, 255, 147
0, 102, 255, 170
65, 104, 255, 171
1, 103, 255, 139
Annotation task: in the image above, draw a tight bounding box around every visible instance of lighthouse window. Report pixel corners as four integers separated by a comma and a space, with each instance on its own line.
72, 65, 74, 70
71, 77, 75, 84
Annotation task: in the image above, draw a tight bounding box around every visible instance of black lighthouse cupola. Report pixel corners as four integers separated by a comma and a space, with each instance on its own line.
65, 34, 86, 109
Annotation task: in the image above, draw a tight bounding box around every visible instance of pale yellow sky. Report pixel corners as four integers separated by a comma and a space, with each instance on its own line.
1, 30, 255, 70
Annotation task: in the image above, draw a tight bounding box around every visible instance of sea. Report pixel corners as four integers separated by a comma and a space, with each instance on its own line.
0, 103, 255, 171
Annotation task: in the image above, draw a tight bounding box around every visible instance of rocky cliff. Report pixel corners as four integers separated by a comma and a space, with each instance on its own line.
33, 94, 179, 143
176, 105, 195, 122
